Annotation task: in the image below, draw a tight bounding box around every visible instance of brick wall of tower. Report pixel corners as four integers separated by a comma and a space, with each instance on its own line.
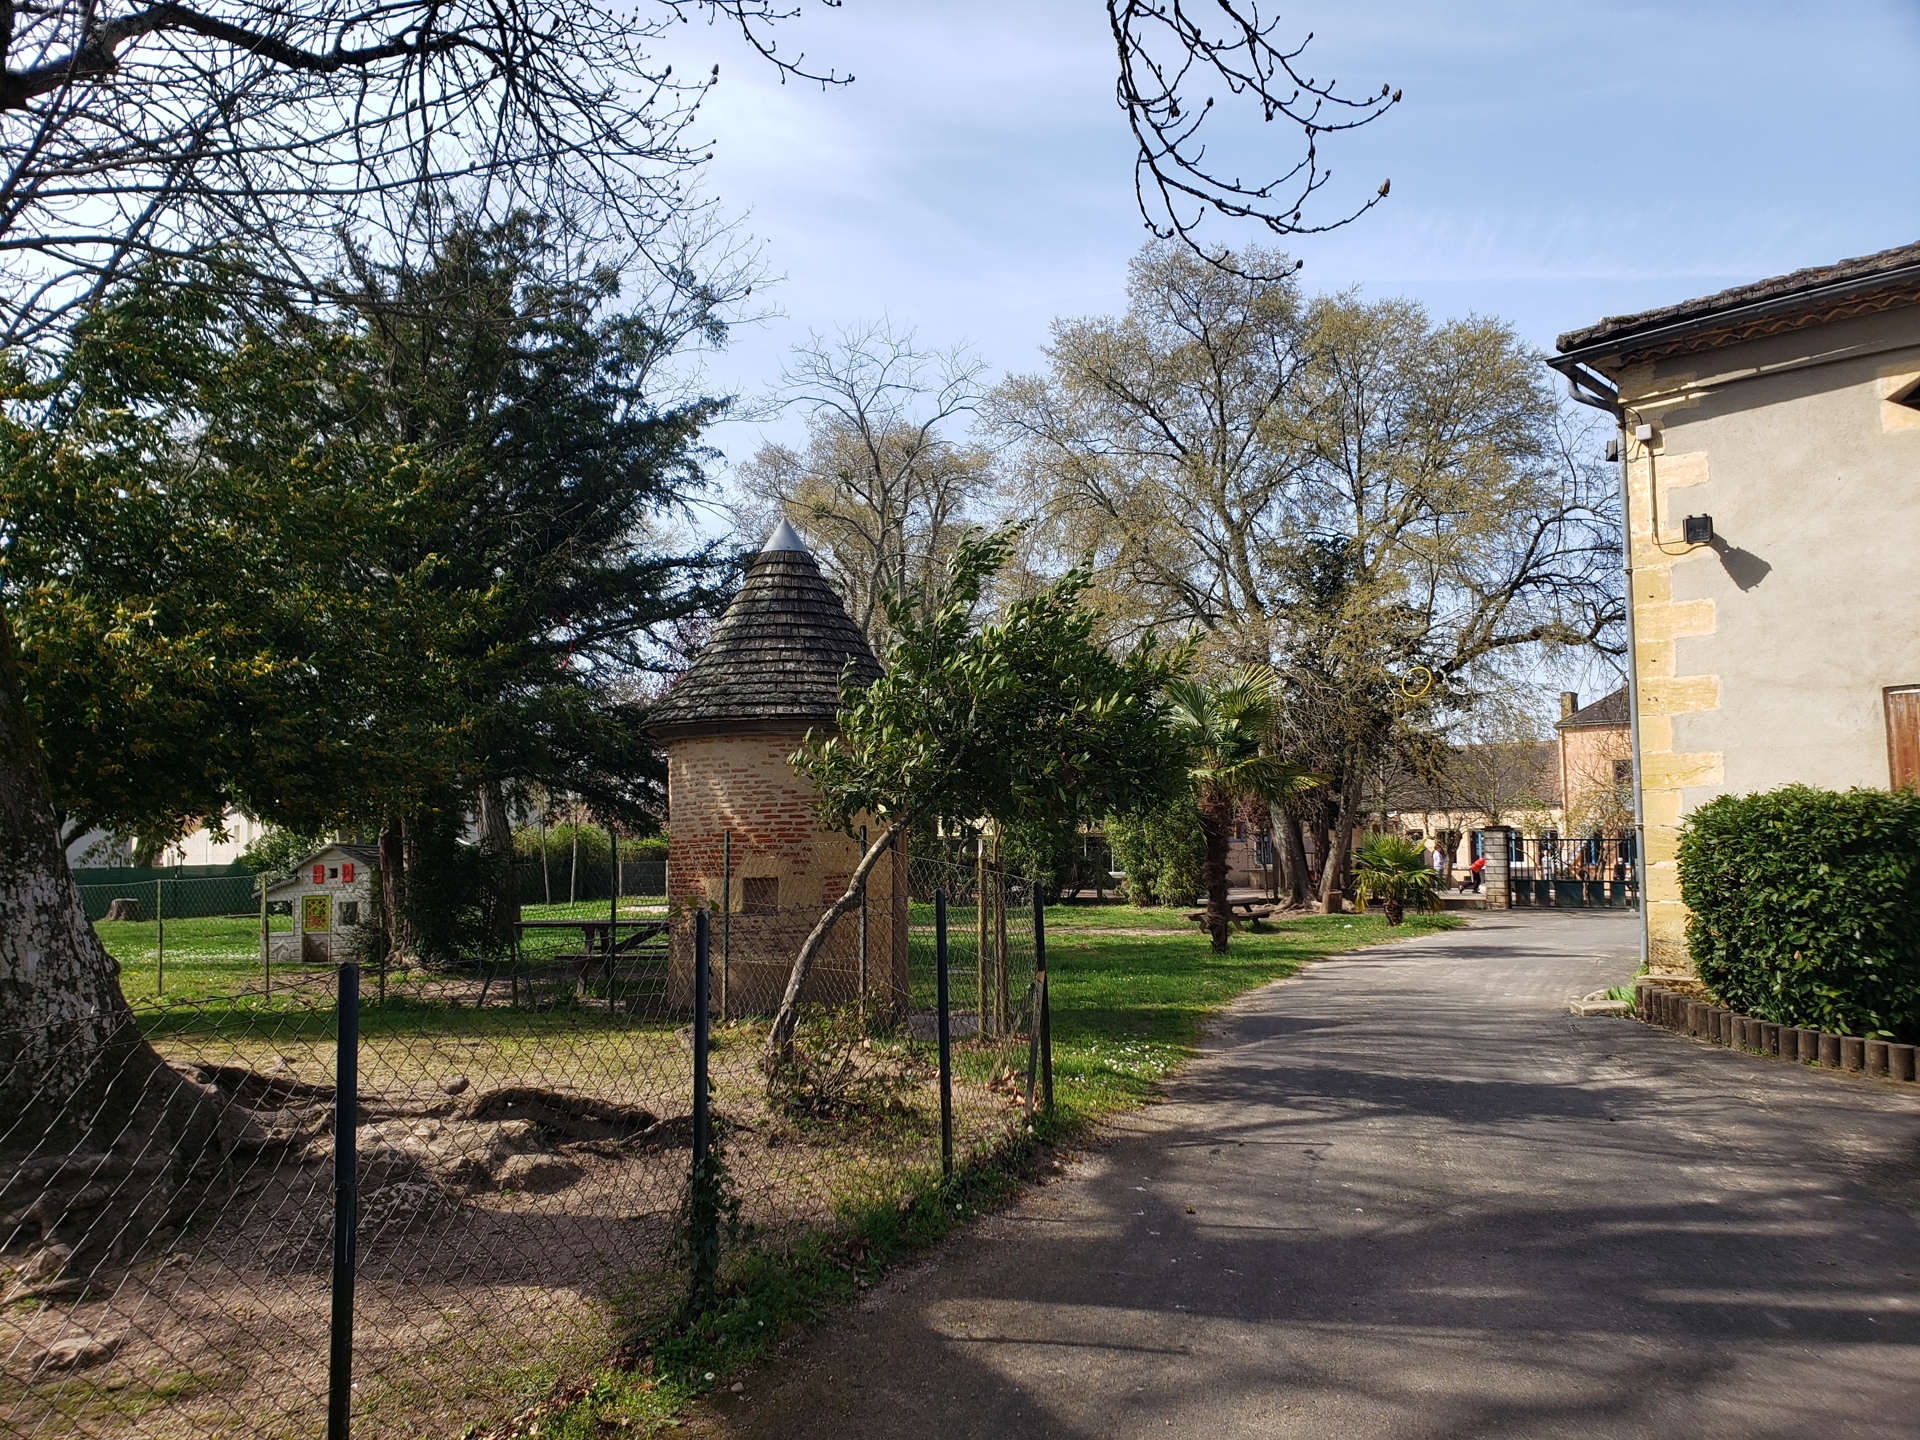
664, 731, 908, 1017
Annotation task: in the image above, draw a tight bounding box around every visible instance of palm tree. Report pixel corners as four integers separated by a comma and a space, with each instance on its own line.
1164, 665, 1316, 953
1351, 834, 1443, 925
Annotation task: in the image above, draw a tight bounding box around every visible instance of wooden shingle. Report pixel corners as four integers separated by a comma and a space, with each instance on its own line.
648, 525, 881, 738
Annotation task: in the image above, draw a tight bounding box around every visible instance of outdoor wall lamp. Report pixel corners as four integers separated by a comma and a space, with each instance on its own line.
1683, 514, 1715, 545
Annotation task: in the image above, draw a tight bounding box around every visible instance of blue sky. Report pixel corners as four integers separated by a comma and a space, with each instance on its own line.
665, 1, 1920, 481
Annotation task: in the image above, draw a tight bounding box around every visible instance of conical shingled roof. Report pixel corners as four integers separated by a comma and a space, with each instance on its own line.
647, 528, 881, 739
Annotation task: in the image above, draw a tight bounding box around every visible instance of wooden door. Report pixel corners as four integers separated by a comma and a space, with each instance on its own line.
1888, 687, 1920, 791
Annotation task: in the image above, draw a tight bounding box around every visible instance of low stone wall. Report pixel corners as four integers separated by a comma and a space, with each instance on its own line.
1635, 981, 1920, 1083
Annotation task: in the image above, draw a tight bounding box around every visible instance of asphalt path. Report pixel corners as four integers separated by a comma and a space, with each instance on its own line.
692, 909, 1920, 1439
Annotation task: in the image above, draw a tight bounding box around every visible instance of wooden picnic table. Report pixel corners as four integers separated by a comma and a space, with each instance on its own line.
1182, 897, 1279, 926
514, 917, 667, 957
511, 918, 671, 1012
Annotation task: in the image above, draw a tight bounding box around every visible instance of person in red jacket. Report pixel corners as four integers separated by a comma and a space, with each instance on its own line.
1463, 854, 1486, 893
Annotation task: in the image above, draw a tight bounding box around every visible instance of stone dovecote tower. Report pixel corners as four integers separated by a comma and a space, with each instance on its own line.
648, 522, 908, 1016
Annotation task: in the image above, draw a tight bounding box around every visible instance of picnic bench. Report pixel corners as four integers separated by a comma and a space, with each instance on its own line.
512, 918, 670, 1012
1182, 897, 1278, 928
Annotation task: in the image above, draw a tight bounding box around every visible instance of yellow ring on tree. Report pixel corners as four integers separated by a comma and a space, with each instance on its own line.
1401, 665, 1433, 699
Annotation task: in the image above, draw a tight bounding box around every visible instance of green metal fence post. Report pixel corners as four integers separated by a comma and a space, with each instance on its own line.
155, 878, 164, 995
328, 962, 359, 1440
261, 879, 270, 998
690, 909, 716, 1310
936, 888, 952, 1180
975, 836, 987, 1037
608, 828, 619, 1015
857, 824, 868, 1012
1035, 895, 1052, 1113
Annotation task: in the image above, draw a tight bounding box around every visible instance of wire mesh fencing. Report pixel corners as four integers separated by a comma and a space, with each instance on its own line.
74, 874, 285, 1006
2, 854, 1050, 1438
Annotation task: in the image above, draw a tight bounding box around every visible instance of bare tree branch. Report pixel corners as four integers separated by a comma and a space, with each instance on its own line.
0, 0, 845, 347
1108, 0, 1399, 273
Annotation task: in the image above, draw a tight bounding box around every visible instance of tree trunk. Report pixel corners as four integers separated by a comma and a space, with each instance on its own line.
399, 805, 465, 968
476, 780, 518, 956
1272, 800, 1310, 909
1319, 769, 1364, 914
764, 819, 906, 1072
379, 816, 411, 963
1199, 785, 1233, 953
0, 604, 232, 1267
1384, 896, 1404, 926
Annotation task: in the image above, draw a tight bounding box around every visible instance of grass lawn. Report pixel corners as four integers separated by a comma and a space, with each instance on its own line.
98, 914, 279, 1004
94, 896, 671, 1008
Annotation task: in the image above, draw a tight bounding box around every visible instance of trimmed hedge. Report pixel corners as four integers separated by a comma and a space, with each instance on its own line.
1678, 785, 1920, 1039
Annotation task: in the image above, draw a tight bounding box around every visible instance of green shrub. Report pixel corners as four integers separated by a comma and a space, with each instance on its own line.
1000, 816, 1119, 902
1107, 798, 1203, 907
1678, 785, 1920, 1038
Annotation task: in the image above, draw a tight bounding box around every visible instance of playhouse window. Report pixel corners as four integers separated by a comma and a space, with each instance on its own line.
340, 901, 360, 926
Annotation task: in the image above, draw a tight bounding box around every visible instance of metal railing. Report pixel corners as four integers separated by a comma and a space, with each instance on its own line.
1506, 833, 1639, 909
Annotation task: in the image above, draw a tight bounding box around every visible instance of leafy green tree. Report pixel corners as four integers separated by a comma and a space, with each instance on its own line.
1351, 834, 1442, 926
1, 274, 448, 850
237, 827, 329, 879
1164, 665, 1316, 951
3, 231, 730, 971
772, 530, 1186, 1065
991, 241, 1622, 911
340, 215, 734, 961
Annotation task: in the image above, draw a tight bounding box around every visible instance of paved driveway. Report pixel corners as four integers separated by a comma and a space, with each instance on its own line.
693, 910, 1920, 1439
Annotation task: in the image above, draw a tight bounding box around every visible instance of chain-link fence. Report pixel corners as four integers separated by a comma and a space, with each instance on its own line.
517, 850, 667, 915
2, 855, 1049, 1438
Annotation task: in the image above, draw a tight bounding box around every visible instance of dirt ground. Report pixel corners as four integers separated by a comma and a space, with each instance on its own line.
2, 986, 1035, 1440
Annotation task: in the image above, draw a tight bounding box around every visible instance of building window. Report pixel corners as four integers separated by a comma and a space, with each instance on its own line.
340, 900, 360, 927
1613, 758, 1633, 784
742, 876, 779, 914
1887, 686, 1920, 790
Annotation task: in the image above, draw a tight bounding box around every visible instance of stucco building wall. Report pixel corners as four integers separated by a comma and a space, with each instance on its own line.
1617, 305, 1920, 973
